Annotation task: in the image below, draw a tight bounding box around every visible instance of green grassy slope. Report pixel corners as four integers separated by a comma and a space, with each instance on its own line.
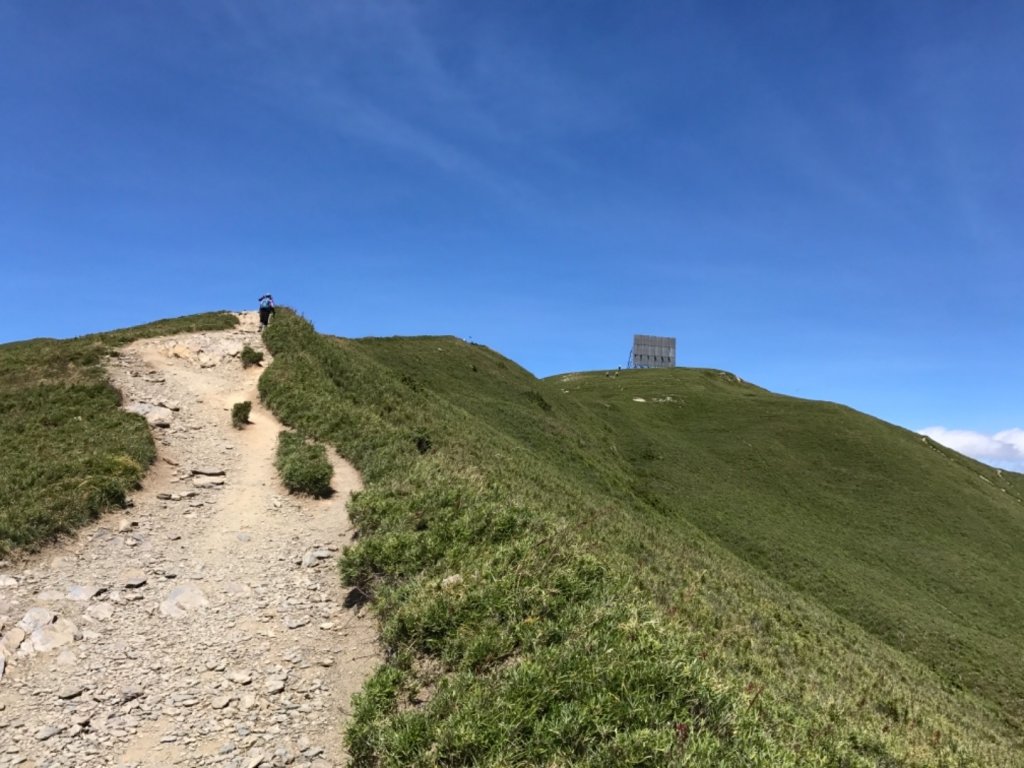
260, 312, 1023, 766
552, 368, 1024, 724
0, 312, 238, 554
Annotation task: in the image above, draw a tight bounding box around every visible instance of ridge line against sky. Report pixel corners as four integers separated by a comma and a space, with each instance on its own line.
1, 1, 1021, 469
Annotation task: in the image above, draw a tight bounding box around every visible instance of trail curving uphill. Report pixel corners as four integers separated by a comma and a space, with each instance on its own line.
0, 312, 379, 767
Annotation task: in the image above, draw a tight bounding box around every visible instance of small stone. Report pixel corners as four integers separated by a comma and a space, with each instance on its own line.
264, 678, 285, 695
245, 753, 265, 768
211, 695, 232, 710
35, 725, 62, 741
85, 603, 114, 622
284, 616, 309, 630
159, 583, 209, 617
0, 575, 18, 587
119, 569, 148, 589
191, 467, 226, 476
316, 657, 334, 667
120, 686, 144, 703
227, 670, 253, 685
18, 607, 56, 633
192, 476, 226, 488
58, 684, 86, 700
31, 622, 76, 652
1, 626, 26, 654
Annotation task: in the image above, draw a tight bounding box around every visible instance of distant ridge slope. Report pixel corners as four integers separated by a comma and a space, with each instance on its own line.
259, 312, 1023, 766
554, 367, 1024, 724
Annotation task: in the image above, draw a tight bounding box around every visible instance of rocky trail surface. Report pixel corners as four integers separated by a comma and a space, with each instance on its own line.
0, 313, 379, 767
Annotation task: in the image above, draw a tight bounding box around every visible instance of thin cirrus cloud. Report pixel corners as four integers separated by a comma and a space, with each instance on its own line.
918, 426, 1024, 471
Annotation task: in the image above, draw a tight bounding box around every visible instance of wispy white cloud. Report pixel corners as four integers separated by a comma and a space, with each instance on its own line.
918, 426, 1024, 471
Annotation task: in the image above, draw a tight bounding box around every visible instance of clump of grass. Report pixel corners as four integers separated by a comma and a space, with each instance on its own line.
231, 401, 252, 428
240, 345, 264, 368
0, 311, 239, 555
276, 431, 333, 497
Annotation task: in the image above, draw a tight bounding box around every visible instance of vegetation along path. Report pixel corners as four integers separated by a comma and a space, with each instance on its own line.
0, 313, 379, 768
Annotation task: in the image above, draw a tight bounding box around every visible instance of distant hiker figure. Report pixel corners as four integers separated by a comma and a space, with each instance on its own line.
258, 294, 275, 329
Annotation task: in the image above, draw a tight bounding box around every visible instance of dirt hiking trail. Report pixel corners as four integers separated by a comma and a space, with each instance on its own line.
0, 312, 379, 768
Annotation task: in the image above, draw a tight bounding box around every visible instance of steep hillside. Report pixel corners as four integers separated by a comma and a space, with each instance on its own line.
552, 368, 1024, 725
260, 311, 1023, 766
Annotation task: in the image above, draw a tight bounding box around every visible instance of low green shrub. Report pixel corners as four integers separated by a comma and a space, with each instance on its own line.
240, 345, 264, 368
276, 431, 333, 497
231, 401, 252, 428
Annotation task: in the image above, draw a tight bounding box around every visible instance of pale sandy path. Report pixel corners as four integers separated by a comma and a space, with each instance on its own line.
0, 313, 379, 768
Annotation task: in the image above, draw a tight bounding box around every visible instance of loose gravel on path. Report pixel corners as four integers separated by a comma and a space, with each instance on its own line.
0, 312, 379, 768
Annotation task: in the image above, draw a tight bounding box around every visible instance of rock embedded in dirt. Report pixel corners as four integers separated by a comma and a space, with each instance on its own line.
67, 584, 105, 601
35, 724, 62, 741
119, 570, 148, 589
159, 583, 209, 618
18, 607, 57, 633
57, 683, 86, 700
227, 669, 253, 685
191, 467, 226, 476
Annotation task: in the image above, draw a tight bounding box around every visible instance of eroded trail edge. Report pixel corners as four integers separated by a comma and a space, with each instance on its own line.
0, 312, 379, 768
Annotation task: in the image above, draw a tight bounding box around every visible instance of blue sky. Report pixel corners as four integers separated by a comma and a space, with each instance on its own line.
2, 2, 1022, 467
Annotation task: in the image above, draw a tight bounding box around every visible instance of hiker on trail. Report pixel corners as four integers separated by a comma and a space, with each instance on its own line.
258, 294, 275, 329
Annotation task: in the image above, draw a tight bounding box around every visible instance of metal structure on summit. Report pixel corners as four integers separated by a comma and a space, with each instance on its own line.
628, 334, 676, 369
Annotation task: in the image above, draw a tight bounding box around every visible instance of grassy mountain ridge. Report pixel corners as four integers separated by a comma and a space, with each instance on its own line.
0, 312, 238, 554
3, 311, 1022, 764
552, 367, 1024, 722
259, 312, 1023, 765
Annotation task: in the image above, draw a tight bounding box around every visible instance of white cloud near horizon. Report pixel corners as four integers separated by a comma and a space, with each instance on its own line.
918, 426, 1024, 472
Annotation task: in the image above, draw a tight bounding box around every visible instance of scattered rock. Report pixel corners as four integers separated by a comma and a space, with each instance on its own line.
31, 620, 77, 653
18, 607, 56, 633
191, 467, 226, 476
67, 584, 105, 601
300, 549, 332, 568
35, 725, 62, 741
284, 616, 310, 630
211, 695, 233, 710
57, 683, 86, 700
120, 685, 144, 703
227, 670, 253, 685
193, 475, 226, 488
0, 575, 18, 588
159, 583, 209, 618
2, 626, 26, 654
119, 569, 148, 589
264, 678, 286, 695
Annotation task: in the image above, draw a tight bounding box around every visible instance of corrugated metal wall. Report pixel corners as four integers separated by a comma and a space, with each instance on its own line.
630, 334, 676, 368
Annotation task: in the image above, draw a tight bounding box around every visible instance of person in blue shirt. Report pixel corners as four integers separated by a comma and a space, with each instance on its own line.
258, 294, 275, 329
